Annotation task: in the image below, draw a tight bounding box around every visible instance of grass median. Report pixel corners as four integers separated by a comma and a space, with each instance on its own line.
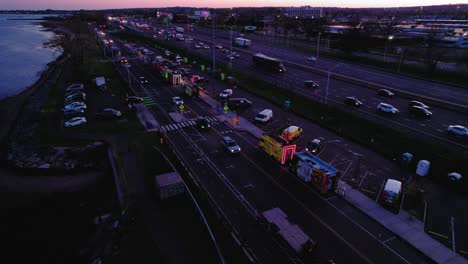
113, 30, 468, 193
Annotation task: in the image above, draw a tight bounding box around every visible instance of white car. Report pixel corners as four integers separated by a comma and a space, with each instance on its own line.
64, 117, 87, 128
215, 44, 223, 49
203, 45, 210, 49
172, 96, 184, 105
377, 103, 399, 115
448, 172, 463, 181
306, 56, 317, 62
195, 44, 201, 49
66, 101, 87, 109
219, 89, 233, 98
447, 125, 468, 137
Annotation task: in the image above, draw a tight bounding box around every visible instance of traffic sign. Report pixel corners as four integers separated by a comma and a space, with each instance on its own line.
233, 117, 239, 125
223, 105, 229, 113
179, 104, 185, 112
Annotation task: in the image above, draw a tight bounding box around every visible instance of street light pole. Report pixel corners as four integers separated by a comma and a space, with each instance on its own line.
325, 63, 343, 104
126, 66, 132, 90
384, 35, 394, 63
212, 13, 216, 72
316, 32, 321, 59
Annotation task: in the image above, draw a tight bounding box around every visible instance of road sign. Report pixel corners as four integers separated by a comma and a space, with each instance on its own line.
179, 104, 185, 112
233, 117, 239, 125
223, 105, 229, 113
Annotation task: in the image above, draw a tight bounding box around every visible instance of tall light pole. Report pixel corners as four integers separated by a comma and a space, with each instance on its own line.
316, 32, 321, 59
384, 35, 394, 63
325, 63, 343, 104
212, 13, 216, 73
125, 65, 132, 90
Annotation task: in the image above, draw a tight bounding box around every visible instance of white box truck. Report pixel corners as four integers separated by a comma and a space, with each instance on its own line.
234, 37, 251, 47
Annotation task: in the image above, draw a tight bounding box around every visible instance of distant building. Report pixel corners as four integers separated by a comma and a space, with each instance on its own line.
193, 10, 211, 18
283, 6, 322, 18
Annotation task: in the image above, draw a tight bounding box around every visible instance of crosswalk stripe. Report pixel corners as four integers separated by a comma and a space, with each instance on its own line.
168, 124, 176, 130
188, 121, 195, 125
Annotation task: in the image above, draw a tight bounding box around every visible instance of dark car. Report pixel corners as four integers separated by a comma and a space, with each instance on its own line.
378, 89, 395, 98
195, 117, 212, 130
304, 80, 319, 89
408, 100, 429, 109
139, 76, 148, 84
195, 76, 209, 84
64, 108, 85, 118
344, 96, 362, 107
409, 106, 432, 118
227, 98, 252, 110
127, 96, 143, 104
96, 108, 122, 120
305, 139, 322, 153
65, 93, 86, 103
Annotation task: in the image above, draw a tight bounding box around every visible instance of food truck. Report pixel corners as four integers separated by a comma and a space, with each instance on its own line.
291, 151, 339, 193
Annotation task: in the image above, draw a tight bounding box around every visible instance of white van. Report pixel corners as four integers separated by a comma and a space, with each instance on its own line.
380, 179, 402, 207
255, 109, 273, 123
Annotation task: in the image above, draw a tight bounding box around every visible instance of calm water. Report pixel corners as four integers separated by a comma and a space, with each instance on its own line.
0, 14, 61, 99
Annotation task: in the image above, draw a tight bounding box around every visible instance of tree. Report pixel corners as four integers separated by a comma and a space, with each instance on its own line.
303, 17, 329, 39
423, 26, 445, 76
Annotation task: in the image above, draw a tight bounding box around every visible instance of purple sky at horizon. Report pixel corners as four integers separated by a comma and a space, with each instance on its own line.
0, 0, 466, 10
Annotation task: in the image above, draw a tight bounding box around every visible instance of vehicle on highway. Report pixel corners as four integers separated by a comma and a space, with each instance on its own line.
255, 109, 273, 123
227, 98, 252, 110
253, 53, 286, 73
195, 117, 212, 130
233, 37, 251, 47
291, 151, 339, 193
258, 134, 296, 164
195, 44, 201, 49
219, 89, 233, 98
139, 76, 148, 84
408, 100, 429, 109
203, 45, 210, 49
377, 103, 399, 115
65, 101, 87, 110
447, 125, 468, 137
344, 96, 362, 107
64, 116, 87, 128
127, 96, 143, 104
261, 207, 316, 255
194, 75, 209, 84
222, 48, 230, 53
215, 44, 223, 49
66, 90, 86, 97
379, 179, 402, 208
96, 108, 122, 119
377, 89, 395, 97
120, 56, 128, 64
306, 56, 317, 62
198, 42, 204, 46
409, 106, 432, 119
304, 80, 319, 89
281, 126, 303, 142
227, 54, 235, 60
231, 52, 240, 58
172, 96, 184, 105
305, 139, 322, 153
222, 136, 241, 154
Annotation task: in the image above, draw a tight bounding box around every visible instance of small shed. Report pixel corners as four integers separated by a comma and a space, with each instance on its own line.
154, 172, 185, 200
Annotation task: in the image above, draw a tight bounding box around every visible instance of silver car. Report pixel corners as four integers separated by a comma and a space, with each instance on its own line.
222, 136, 241, 154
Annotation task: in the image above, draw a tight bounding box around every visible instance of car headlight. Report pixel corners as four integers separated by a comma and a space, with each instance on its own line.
230, 149, 234, 153
201, 126, 204, 128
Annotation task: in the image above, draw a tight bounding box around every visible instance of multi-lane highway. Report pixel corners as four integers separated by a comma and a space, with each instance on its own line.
100, 27, 436, 263
121, 21, 468, 151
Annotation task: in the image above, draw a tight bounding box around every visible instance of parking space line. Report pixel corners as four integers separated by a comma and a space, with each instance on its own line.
340, 161, 353, 180
358, 171, 369, 188
375, 180, 386, 202
382, 236, 396, 244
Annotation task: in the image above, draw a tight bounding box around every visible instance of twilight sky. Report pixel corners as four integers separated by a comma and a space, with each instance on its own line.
0, 0, 466, 9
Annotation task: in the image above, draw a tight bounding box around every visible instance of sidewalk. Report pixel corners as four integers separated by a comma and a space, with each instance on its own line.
200, 89, 467, 264
198, 91, 264, 139
337, 181, 468, 264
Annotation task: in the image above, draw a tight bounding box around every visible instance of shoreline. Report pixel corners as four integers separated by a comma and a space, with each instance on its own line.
0, 19, 71, 155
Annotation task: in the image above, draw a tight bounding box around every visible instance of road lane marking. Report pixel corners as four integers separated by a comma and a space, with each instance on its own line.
383, 236, 396, 244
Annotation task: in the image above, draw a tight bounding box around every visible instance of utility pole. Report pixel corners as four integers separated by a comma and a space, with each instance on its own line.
316, 32, 321, 59
212, 13, 216, 72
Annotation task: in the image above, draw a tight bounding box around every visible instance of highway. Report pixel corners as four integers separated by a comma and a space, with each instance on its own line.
103, 29, 435, 263
122, 21, 468, 151
189, 24, 468, 108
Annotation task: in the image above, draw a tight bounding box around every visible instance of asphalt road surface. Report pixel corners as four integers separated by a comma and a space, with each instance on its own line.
124, 21, 468, 152
104, 30, 435, 264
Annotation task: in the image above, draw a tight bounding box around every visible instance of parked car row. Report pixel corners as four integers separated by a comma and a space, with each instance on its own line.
64, 83, 87, 128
